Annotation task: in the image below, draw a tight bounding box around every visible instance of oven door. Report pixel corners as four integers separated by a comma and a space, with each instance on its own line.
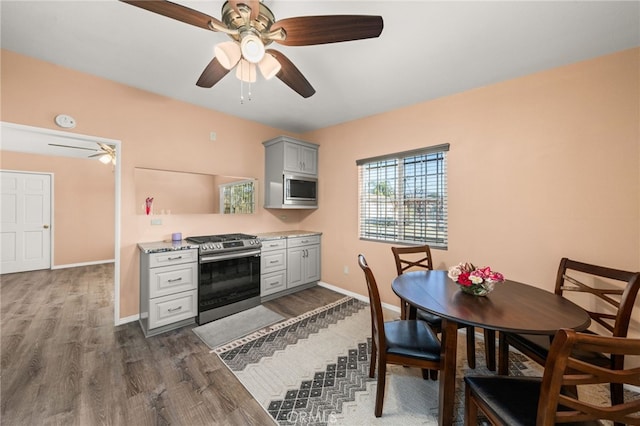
197, 249, 261, 324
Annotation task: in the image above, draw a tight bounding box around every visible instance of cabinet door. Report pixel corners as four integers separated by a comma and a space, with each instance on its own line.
299, 146, 317, 175
284, 143, 302, 173
304, 244, 321, 283
287, 247, 304, 288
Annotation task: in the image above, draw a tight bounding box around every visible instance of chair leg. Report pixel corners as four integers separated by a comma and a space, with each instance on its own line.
369, 342, 377, 378
484, 329, 496, 371
466, 326, 476, 369
400, 298, 407, 320
497, 333, 510, 375
374, 361, 387, 417
464, 384, 478, 426
429, 369, 438, 380
611, 382, 625, 426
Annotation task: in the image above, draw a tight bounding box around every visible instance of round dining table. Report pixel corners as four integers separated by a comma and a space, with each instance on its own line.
391, 270, 591, 426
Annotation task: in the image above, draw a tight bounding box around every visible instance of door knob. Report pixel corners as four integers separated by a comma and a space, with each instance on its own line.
43, 225, 49, 229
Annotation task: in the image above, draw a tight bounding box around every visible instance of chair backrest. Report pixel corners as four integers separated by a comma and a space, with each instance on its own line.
358, 254, 386, 353
537, 329, 640, 425
554, 258, 640, 340
391, 245, 433, 275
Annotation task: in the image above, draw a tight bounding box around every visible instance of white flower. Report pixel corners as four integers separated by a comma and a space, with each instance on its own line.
448, 266, 462, 281
470, 275, 484, 284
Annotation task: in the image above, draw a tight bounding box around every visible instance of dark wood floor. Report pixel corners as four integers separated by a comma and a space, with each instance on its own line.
1, 265, 346, 425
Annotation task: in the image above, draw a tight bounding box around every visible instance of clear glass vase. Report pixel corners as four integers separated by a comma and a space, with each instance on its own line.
458, 281, 495, 296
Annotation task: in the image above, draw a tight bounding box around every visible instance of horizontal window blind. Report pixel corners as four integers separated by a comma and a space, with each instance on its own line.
357, 146, 448, 248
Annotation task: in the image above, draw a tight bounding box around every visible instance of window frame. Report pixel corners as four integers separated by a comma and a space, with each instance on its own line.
356, 144, 449, 249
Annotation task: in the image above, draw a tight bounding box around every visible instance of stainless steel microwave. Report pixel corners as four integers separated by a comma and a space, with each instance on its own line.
284, 174, 317, 206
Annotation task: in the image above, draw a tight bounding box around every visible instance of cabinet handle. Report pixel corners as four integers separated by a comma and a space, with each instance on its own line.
168, 277, 183, 283
269, 244, 279, 247
270, 260, 279, 264
168, 306, 182, 312
167, 255, 183, 261
270, 281, 280, 286
301, 240, 309, 244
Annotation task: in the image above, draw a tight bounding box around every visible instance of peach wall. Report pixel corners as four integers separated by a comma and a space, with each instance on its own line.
1, 49, 304, 319
2, 47, 639, 338
302, 48, 640, 338
1, 151, 115, 265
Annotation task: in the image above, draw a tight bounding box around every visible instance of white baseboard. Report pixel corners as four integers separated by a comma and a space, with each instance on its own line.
317, 281, 400, 313
52, 259, 115, 270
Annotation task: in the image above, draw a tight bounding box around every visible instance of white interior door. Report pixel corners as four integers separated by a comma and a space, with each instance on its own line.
1, 171, 52, 274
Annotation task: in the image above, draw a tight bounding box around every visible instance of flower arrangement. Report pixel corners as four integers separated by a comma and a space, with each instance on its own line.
447, 262, 505, 296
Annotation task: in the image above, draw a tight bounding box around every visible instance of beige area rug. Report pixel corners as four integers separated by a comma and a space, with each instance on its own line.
216, 297, 620, 426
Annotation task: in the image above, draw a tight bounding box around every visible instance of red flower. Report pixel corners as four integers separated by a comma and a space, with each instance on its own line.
457, 272, 473, 286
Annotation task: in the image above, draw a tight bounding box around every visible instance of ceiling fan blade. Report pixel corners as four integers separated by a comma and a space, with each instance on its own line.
266, 49, 315, 98
272, 15, 383, 46
196, 58, 230, 88
120, 0, 225, 31
97, 143, 115, 154
48, 143, 97, 152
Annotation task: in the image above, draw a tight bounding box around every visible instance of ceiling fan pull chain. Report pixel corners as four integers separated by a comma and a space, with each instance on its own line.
240, 61, 245, 104
248, 81, 252, 101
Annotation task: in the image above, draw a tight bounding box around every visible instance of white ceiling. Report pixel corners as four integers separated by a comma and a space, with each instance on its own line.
1, 1, 639, 134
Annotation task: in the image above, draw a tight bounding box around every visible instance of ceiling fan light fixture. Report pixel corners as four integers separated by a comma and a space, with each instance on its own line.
214, 41, 241, 70
235, 59, 257, 82
98, 153, 113, 164
258, 54, 281, 80
240, 34, 265, 63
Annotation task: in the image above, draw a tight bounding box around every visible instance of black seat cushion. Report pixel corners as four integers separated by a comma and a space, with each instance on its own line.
508, 333, 611, 367
464, 376, 601, 426
384, 320, 441, 361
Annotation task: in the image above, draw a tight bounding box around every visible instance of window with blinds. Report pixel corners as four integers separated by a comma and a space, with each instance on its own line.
357, 144, 449, 249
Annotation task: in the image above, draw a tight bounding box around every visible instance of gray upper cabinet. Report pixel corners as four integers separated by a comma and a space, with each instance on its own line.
283, 140, 318, 175
263, 136, 319, 209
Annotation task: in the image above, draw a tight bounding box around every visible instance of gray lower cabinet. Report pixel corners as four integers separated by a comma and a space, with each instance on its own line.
260, 234, 321, 300
139, 248, 198, 337
287, 235, 321, 288
260, 238, 287, 297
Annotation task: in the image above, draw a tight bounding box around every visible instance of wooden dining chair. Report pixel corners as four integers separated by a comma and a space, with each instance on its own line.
358, 254, 443, 418
391, 245, 492, 371
465, 329, 640, 426
497, 258, 640, 417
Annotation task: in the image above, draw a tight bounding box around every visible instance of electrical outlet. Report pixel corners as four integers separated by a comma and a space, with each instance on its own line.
343, 266, 349, 275
210, 131, 217, 141
151, 218, 162, 226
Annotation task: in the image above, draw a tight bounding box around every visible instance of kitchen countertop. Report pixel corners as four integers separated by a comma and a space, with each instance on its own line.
138, 240, 199, 254
256, 230, 322, 240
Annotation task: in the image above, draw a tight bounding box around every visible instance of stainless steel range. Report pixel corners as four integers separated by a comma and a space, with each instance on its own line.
186, 233, 262, 325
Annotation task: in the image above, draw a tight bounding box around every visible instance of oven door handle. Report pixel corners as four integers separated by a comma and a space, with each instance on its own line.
200, 249, 261, 263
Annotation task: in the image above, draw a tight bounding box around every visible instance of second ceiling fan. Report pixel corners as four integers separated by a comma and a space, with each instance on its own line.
121, 0, 384, 98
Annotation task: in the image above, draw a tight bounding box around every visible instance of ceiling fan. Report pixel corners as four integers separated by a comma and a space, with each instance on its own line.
120, 1, 384, 98
49, 143, 116, 165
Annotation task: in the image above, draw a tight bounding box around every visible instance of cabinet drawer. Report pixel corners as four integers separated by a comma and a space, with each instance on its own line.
261, 239, 287, 251
287, 235, 321, 248
261, 270, 287, 296
261, 250, 286, 274
149, 262, 198, 298
149, 290, 197, 329
148, 249, 198, 268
